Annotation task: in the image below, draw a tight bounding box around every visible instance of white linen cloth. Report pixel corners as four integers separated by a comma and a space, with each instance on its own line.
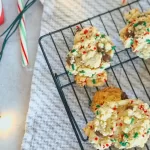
22, 0, 150, 150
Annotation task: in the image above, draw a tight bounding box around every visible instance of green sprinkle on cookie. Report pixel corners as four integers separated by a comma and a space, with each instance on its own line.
130, 39, 133, 45
79, 70, 85, 73
92, 74, 95, 77
72, 64, 75, 70
134, 132, 138, 138
146, 39, 150, 44
96, 105, 101, 108
92, 79, 96, 84
96, 110, 100, 115
120, 141, 128, 147
111, 139, 116, 142
112, 46, 116, 50
143, 21, 146, 26
101, 34, 105, 38
130, 117, 134, 124
71, 49, 76, 53
133, 23, 139, 27
67, 71, 72, 75
147, 128, 150, 134
124, 133, 129, 138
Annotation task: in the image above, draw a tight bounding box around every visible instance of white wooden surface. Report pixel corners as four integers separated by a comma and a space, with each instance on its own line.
0, 0, 43, 149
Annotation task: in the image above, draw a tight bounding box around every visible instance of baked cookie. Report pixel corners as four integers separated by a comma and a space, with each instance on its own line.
84, 99, 150, 150
120, 9, 150, 59
66, 26, 115, 87
91, 87, 128, 112
75, 71, 107, 87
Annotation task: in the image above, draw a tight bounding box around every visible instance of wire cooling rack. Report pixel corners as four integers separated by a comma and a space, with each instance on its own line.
39, 0, 150, 150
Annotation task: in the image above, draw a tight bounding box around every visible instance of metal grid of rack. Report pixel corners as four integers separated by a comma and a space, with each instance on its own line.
39, 0, 150, 149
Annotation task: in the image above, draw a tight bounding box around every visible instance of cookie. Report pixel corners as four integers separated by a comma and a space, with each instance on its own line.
91, 87, 128, 112
75, 71, 107, 87
120, 9, 150, 59
84, 99, 150, 150
66, 26, 115, 87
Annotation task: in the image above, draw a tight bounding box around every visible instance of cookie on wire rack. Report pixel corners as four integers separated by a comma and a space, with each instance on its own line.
66, 26, 115, 87
90, 87, 128, 112
75, 71, 107, 87
84, 99, 150, 150
120, 9, 150, 59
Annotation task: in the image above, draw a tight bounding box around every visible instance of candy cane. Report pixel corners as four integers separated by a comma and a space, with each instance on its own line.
17, 0, 29, 67
0, 0, 4, 25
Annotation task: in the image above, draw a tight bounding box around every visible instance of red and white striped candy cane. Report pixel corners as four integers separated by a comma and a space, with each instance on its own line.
17, 0, 29, 67
0, 0, 4, 25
